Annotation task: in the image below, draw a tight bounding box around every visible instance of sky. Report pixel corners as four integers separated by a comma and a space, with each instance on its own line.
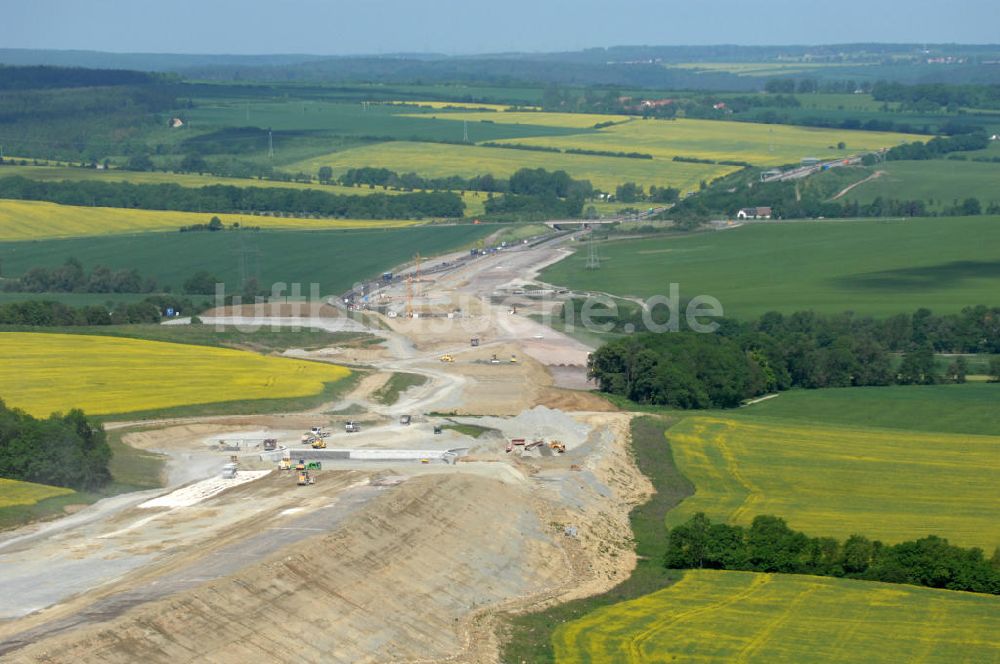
5, 0, 999, 55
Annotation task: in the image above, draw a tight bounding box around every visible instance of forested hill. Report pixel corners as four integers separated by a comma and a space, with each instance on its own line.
0, 65, 163, 89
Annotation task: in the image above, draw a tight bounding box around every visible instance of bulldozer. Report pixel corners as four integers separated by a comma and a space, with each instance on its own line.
439, 355, 454, 363
510, 355, 518, 364
549, 441, 567, 454
311, 437, 327, 449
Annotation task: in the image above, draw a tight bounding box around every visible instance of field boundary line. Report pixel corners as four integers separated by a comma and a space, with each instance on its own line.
627, 572, 773, 662
734, 583, 820, 662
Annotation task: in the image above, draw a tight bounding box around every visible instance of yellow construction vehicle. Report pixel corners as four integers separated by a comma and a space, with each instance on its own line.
278, 457, 292, 471
549, 441, 566, 453
311, 438, 327, 449
510, 355, 518, 364
440, 354, 454, 363
297, 470, 315, 486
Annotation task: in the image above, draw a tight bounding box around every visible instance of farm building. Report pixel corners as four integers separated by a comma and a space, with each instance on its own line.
737, 207, 772, 220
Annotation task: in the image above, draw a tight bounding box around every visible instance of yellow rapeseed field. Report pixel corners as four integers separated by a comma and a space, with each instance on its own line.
666, 416, 1000, 550
0, 199, 419, 241
554, 569, 1000, 663
0, 478, 74, 508
291, 141, 735, 193
479, 116, 922, 166
0, 333, 351, 417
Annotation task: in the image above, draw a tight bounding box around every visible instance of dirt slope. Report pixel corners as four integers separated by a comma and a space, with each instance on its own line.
10, 474, 570, 664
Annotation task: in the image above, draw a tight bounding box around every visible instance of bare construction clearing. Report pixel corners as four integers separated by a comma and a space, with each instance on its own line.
0, 232, 648, 663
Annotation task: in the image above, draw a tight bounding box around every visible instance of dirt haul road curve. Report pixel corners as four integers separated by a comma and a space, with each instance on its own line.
0, 233, 648, 663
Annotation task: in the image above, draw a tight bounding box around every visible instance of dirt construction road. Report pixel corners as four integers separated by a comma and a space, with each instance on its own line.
0, 234, 649, 662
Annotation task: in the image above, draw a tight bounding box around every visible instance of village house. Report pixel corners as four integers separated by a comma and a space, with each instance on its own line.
737, 206, 773, 220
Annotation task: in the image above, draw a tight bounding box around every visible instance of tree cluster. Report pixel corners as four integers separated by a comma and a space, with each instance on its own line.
3, 258, 157, 294
872, 82, 1000, 111
0, 176, 464, 219
0, 295, 192, 327
885, 132, 990, 161
0, 399, 111, 491
586, 306, 1000, 408
665, 513, 1000, 595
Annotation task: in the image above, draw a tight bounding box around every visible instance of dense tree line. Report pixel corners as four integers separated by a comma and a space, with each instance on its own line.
885, 132, 990, 161
665, 513, 1000, 595
0, 400, 111, 491
0, 65, 162, 90
3, 258, 157, 294
0, 176, 464, 219
586, 305, 1000, 408
872, 82, 1000, 111
0, 295, 193, 327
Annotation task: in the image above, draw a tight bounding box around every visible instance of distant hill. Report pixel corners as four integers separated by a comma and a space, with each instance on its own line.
3, 44, 1000, 90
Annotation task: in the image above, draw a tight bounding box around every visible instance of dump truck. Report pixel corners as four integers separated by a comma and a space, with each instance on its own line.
263, 438, 278, 451
433, 425, 443, 435
220, 463, 238, 479
345, 421, 360, 433
399, 414, 412, 425
470, 337, 480, 347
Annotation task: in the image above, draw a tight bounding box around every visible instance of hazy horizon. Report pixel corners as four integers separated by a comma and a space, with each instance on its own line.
6, 0, 999, 56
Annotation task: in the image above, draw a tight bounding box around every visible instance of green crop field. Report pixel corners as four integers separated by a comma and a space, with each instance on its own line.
185, 99, 584, 144
541, 216, 1000, 318
0, 225, 492, 296
419, 115, 921, 167
842, 160, 1000, 212
554, 569, 1000, 664
289, 140, 735, 193
739, 384, 1000, 436
672, 61, 857, 76
664, 415, 1000, 550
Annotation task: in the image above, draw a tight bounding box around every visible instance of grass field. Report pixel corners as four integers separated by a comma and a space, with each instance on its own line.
289, 140, 735, 193
421, 115, 921, 167
0, 164, 488, 216
740, 384, 1000, 436
664, 415, 1000, 550
541, 216, 1000, 317
554, 569, 1000, 664
0, 199, 421, 241
0, 224, 492, 295
185, 99, 584, 144
843, 160, 1000, 212
672, 61, 855, 76
0, 478, 74, 508
0, 332, 351, 417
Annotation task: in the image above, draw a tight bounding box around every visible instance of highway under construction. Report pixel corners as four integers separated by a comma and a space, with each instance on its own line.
0, 231, 647, 663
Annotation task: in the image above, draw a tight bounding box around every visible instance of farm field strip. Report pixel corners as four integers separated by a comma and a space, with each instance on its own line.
0, 199, 420, 241
0, 164, 487, 215
499, 118, 921, 166
0, 332, 351, 417
554, 569, 1000, 663
540, 215, 1000, 317
0, 479, 74, 508
665, 416, 1000, 550
289, 141, 736, 192
843, 160, 1000, 210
